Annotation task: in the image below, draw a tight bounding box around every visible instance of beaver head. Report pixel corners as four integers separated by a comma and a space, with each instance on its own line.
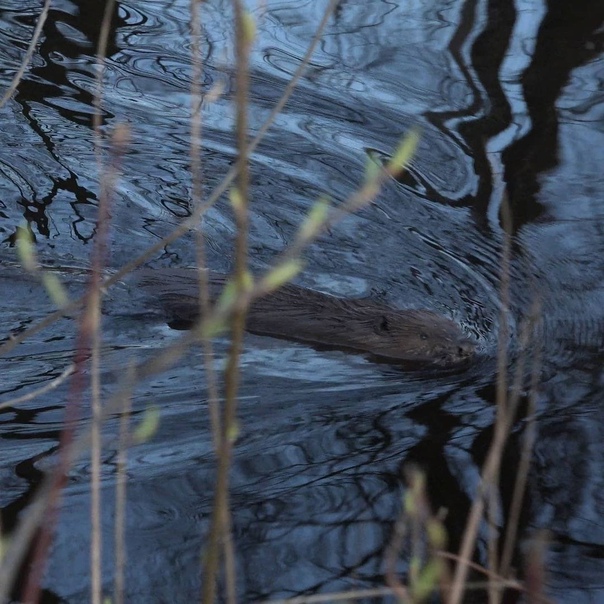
363, 309, 475, 366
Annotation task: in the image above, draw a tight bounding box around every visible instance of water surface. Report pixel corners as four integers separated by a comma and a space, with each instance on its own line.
0, 0, 603, 602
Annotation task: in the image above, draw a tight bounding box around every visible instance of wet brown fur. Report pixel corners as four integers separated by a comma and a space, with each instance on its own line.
136, 269, 475, 367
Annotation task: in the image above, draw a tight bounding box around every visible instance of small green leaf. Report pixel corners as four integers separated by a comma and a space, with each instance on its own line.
387, 128, 420, 176
240, 270, 254, 292
404, 490, 416, 515
299, 196, 330, 241
0, 535, 8, 561
261, 260, 304, 292
200, 316, 229, 339
229, 187, 244, 214
227, 419, 240, 442
216, 272, 254, 313
133, 406, 160, 443
364, 155, 381, 185
16, 225, 37, 273
42, 273, 69, 309
222, 278, 238, 303
427, 518, 447, 549
242, 12, 256, 46
411, 559, 443, 602
409, 555, 421, 582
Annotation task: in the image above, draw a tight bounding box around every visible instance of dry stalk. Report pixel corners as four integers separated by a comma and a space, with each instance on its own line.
189, 0, 222, 453
20, 123, 125, 601
89, 223, 103, 604
201, 3, 251, 602
449, 197, 544, 604
0, 363, 74, 410
449, 197, 513, 604
258, 579, 529, 604
113, 365, 134, 604
188, 0, 232, 596
384, 467, 452, 603
447, 310, 537, 604
524, 531, 550, 604
486, 483, 501, 604
0, 0, 52, 108
499, 309, 542, 577
438, 551, 522, 588
19, 116, 126, 601
384, 489, 412, 601
90, 1, 123, 588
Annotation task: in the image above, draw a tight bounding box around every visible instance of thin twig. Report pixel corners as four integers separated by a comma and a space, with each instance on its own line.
189, 0, 223, 453
500, 304, 542, 577
438, 551, 523, 588
113, 365, 133, 604
259, 578, 528, 604
487, 484, 501, 604
449, 196, 514, 604
90, 4, 118, 600
90, 256, 103, 604
202, 3, 251, 602
384, 493, 411, 601
0, 363, 74, 409
20, 124, 125, 603
0, 0, 52, 108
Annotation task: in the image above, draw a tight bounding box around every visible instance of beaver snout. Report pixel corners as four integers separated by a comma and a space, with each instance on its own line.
457, 339, 476, 359
431, 336, 475, 366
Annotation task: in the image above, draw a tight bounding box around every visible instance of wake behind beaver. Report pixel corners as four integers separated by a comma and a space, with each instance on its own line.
136, 269, 475, 367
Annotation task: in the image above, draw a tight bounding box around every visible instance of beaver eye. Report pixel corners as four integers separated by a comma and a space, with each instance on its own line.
420, 332, 428, 341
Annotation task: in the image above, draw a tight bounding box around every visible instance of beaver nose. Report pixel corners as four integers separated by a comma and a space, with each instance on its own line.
457, 339, 475, 359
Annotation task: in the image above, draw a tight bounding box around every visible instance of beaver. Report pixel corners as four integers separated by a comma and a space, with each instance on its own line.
136, 269, 475, 367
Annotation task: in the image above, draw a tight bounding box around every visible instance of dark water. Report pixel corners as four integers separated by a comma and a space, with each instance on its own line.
0, 0, 603, 602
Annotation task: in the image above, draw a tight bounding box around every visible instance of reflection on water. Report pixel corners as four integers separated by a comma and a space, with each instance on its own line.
0, 0, 603, 602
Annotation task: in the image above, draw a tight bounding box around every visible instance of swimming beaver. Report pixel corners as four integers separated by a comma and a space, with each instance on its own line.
136, 269, 475, 367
